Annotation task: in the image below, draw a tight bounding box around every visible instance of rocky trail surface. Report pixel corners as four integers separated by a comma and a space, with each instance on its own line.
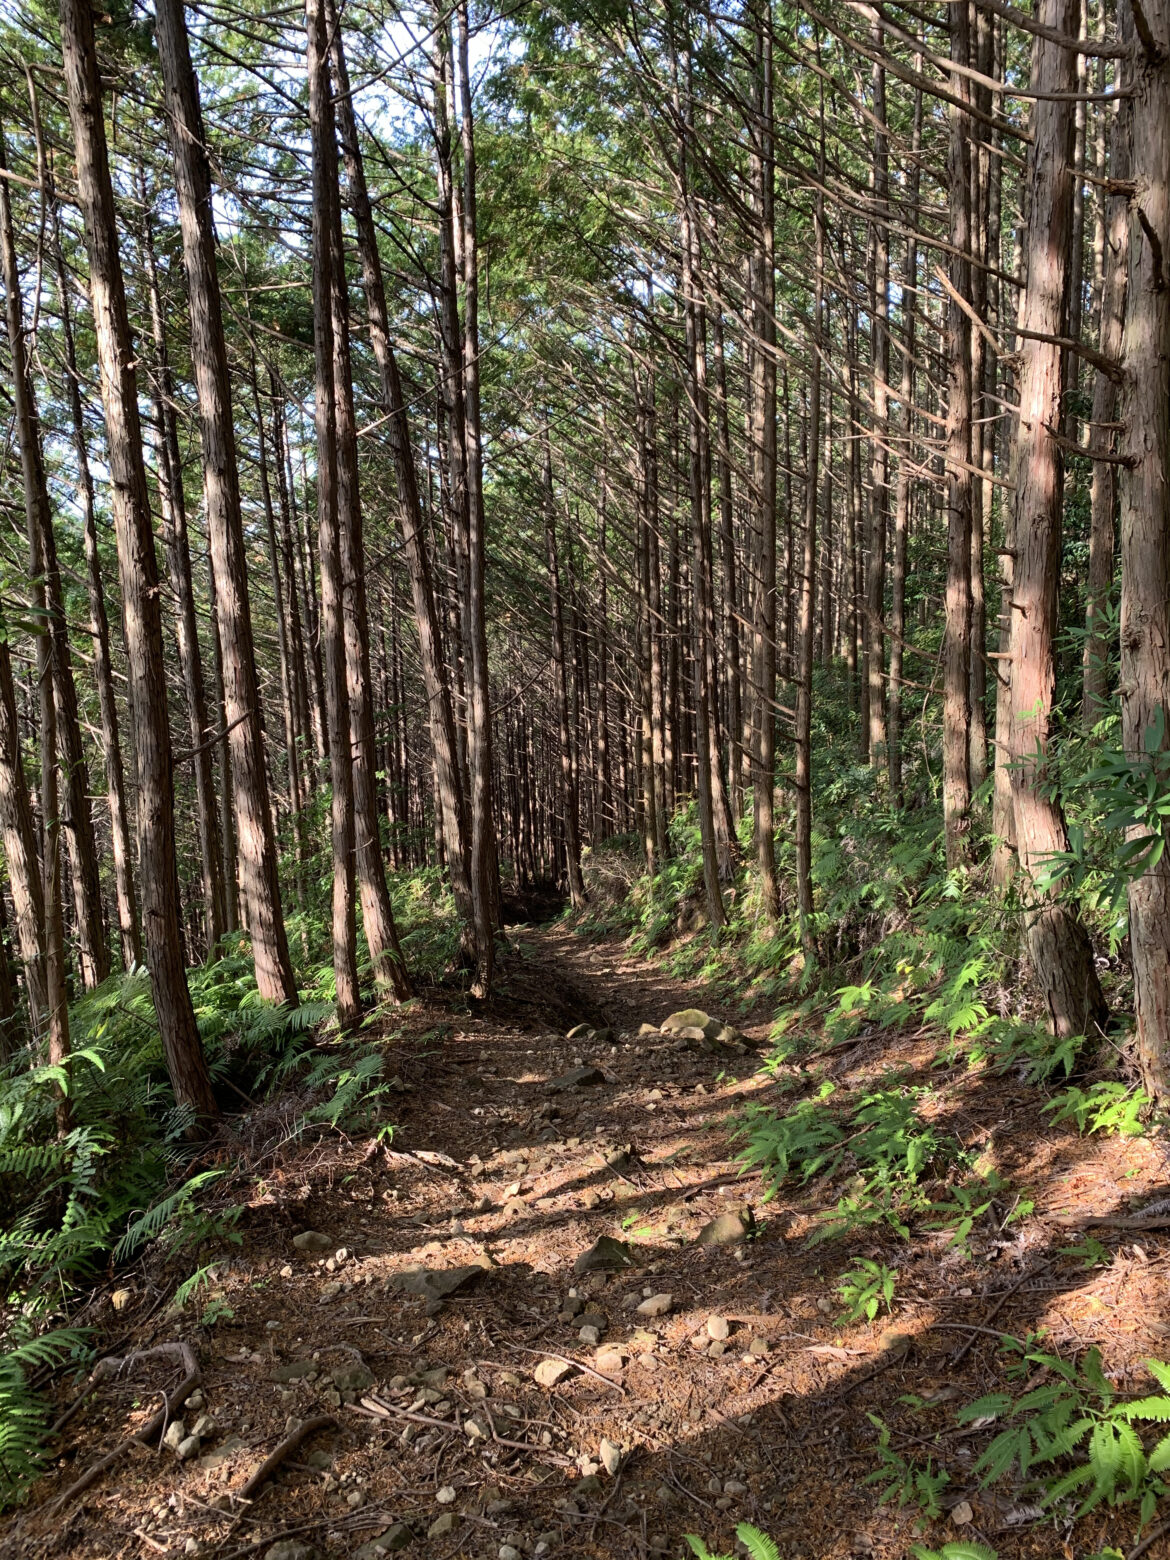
6, 923, 1170, 1560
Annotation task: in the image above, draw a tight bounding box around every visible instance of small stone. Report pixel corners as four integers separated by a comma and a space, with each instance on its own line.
499, 1549, 522, 1560
747, 1337, 768, 1357
186, 1390, 205, 1411
565, 1023, 593, 1041
572, 1236, 634, 1275
465, 1415, 489, 1440
163, 1419, 187, 1452
534, 1358, 574, 1388
389, 1262, 489, 1301
707, 1315, 730, 1340
724, 1479, 748, 1495
437, 1485, 457, 1505
293, 1231, 333, 1253
346, 1489, 365, 1509
280, 1264, 294, 1279
660, 1008, 716, 1036
576, 1474, 603, 1496
549, 1065, 607, 1091
110, 1288, 133, 1313
951, 1500, 974, 1526
191, 1414, 217, 1440
266, 1544, 320, 1560
579, 1325, 600, 1346
709, 1340, 727, 1358
595, 1348, 624, 1375
428, 1513, 456, 1539
318, 1282, 342, 1302
331, 1364, 374, 1394
599, 1438, 621, 1476
695, 1209, 752, 1246
636, 1292, 672, 1318
177, 1435, 201, 1461
353, 1525, 413, 1558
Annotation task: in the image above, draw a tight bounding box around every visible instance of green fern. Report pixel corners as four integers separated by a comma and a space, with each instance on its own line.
957, 1346, 1170, 1528
0, 1326, 91, 1507
685, 1527, 781, 1560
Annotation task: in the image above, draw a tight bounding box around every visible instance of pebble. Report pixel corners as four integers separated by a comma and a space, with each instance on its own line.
437, 1485, 457, 1504
163, 1419, 186, 1452
428, 1513, 456, 1538
707, 1315, 730, 1341
600, 1437, 621, 1475
579, 1325, 600, 1346
292, 1231, 332, 1253
636, 1292, 672, 1318
499, 1548, 522, 1560
534, 1358, 574, 1387
265, 1544, 318, 1560
595, 1348, 624, 1375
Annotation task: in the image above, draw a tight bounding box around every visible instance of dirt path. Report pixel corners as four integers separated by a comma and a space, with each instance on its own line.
8, 923, 1168, 1560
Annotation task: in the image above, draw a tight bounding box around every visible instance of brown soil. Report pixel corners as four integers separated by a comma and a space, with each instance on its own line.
6, 921, 1170, 1560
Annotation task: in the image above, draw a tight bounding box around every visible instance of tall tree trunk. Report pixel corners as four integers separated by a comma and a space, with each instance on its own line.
1, 134, 105, 1001
0, 137, 71, 1124
888, 73, 923, 803
154, 0, 298, 1007
329, 11, 471, 931
306, 0, 360, 1025
49, 189, 140, 971
542, 434, 587, 908
320, 85, 411, 1001
454, 0, 500, 987
1083, 19, 1132, 727
140, 202, 227, 955
58, 0, 218, 1122
1008, 0, 1107, 1037
1117, 0, 1170, 1095
943, 0, 974, 867
748, 0, 779, 917
866, 23, 890, 769
796, 177, 826, 952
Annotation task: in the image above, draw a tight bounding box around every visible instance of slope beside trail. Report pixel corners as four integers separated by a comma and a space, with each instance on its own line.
7, 921, 1170, 1560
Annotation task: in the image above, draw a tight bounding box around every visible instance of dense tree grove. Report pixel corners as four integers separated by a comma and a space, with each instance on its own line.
0, 0, 1166, 1106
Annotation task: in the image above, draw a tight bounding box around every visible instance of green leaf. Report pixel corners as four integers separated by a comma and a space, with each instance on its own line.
735, 1525, 781, 1560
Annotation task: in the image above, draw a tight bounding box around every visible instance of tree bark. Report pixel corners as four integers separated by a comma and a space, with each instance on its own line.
140, 201, 227, 956
49, 189, 140, 971
306, 0, 359, 1026
1082, 16, 1132, 728
58, 0, 218, 1122
1008, 0, 1107, 1039
154, 0, 298, 1007
318, 59, 411, 1001
943, 0, 974, 867
328, 10, 471, 935
1117, 0, 1170, 1096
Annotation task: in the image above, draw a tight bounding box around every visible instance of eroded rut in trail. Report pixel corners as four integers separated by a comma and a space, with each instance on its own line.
6, 925, 1166, 1560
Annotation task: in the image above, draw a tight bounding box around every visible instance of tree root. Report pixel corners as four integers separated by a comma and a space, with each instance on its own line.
49, 1341, 201, 1510
237, 1414, 336, 1503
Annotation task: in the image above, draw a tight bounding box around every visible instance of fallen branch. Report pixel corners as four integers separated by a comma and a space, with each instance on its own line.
236, 1414, 336, 1503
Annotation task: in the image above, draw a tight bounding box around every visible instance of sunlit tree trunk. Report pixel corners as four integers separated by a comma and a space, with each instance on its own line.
58, 0, 218, 1122
155, 0, 298, 1007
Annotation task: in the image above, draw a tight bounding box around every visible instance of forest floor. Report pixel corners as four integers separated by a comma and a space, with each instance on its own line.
5, 918, 1170, 1560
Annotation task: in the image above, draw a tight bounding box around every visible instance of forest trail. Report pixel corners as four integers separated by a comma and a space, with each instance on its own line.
7, 923, 1169, 1560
